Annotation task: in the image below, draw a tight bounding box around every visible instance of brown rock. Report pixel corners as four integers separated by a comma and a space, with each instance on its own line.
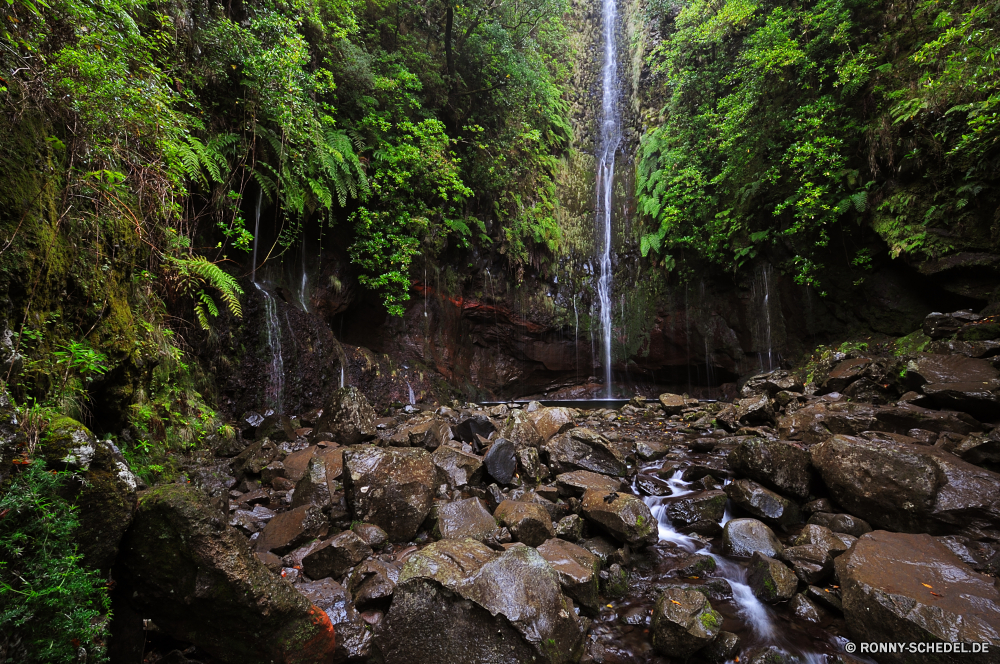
747, 552, 798, 602
581, 489, 658, 546
536, 538, 600, 609
302, 530, 373, 579
494, 500, 554, 547
528, 407, 576, 441
431, 445, 483, 488
555, 470, 624, 496
343, 447, 435, 542
256, 504, 328, 555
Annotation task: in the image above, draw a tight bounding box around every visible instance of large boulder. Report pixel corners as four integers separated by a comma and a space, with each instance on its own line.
665, 490, 728, 533
811, 435, 1000, 538
291, 446, 342, 508
117, 484, 337, 664
431, 445, 483, 488
314, 387, 377, 445
298, 578, 372, 661
536, 538, 600, 610
555, 470, 623, 496
528, 407, 576, 441
725, 480, 801, 528
483, 437, 517, 484
651, 587, 723, 657
836, 531, 1000, 663
343, 447, 435, 542
722, 519, 783, 558
581, 489, 658, 545
904, 354, 1000, 419
544, 428, 627, 477
727, 438, 813, 499
498, 409, 544, 450
255, 504, 329, 555
302, 530, 373, 579
41, 417, 138, 570
494, 500, 554, 547
740, 370, 804, 397
375, 538, 586, 664
435, 498, 501, 541
747, 552, 799, 603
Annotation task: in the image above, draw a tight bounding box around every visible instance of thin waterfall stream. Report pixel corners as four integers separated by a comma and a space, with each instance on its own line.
596, 0, 621, 397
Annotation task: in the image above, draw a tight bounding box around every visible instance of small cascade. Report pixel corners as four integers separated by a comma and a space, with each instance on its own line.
406, 380, 416, 405
596, 0, 622, 397
254, 283, 285, 413
297, 234, 309, 313
751, 264, 778, 372
340, 364, 345, 389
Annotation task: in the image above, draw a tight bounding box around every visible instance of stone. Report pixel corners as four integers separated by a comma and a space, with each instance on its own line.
555, 514, 584, 541
658, 393, 690, 416
498, 409, 543, 450
805, 585, 842, 613
675, 554, 717, 577
255, 504, 328, 555
948, 432, 1000, 467
40, 417, 138, 570
741, 370, 804, 397
823, 358, 874, 393
494, 500, 554, 547
665, 490, 727, 532
782, 544, 833, 584
790, 593, 823, 622
747, 552, 799, 603
376, 539, 586, 664
793, 524, 851, 558
483, 437, 517, 485
516, 446, 547, 483
536, 538, 600, 609
233, 440, 280, 477
836, 531, 1000, 662
650, 587, 723, 657
555, 470, 623, 496
255, 414, 296, 442
298, 578, 372, 661
873, 403, 982, 436
600, 562, 630, 597
727, 438, 813, 499
343, 447, 436, 542
581, 489, 657, 546
313, 387, 377, 445
418, 420, 453, 450
452, 415, 496, 443
735, 394, 775, 426
117, 485, 336, 664
435, 498, 499, 542
725, 479, 801, 528
544, 428, 627, 477
302, 530, 373, 579
351, 522, 388, 549
924, 310, 980, 339
579, 536, 629, 566
431, 445, 483, 488
528, 407, 576, 441
282, 446, 319, 482
722, 518, 783, 558
291, 451, 335, 508
811, 435, 1000, 538
828, 513, 872, 537
701, 630, 740, 662
636, 473, 673, 496
261, 461, 285, 485
346, 559, 399, 608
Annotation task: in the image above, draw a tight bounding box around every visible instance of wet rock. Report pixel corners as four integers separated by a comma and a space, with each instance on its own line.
636, 473, 673, 496
735, 394, 775, 426
230, 505, 275, 535
802, 498, 835, 514
256, 414, 296, 442
701, 630, 740, 662
282, 446, 319, 482
556, 470, 623, 496
650, 587, 723, 657
579, 536, 629, 566
516, 446, 548, 483
498, 409, 543, 450
722, 518, 783, 558
744, 646, 802, 664
666, 490, 728, 533
346, 559, 399, 608
777, 401, 876, 445
435, 498, 499, 542
351, 522, 387, 549
536, 538, 600, 609
635, 439, 671, 461
452, 415, 495, 443
555, 514, 584, 541
343, 447, 435, 542
118, 484, 336, 664
431, 445, 483, 488
658, 393, 691, 416
741, 370, 804, 397
675, 554, 717, 577
793, 524, 851, 558
302, 530, 373, 579
581, 489, 657, 546
805, 585, 842, 613
836, 531, 1000, 661
233, 440, 279, 477
544, 428, 627, 477
256, 504, 329, 555
790, 593, 823, 623
600, 562, 630, 597
873, 403, 981, 436
483, 437, 517, 484
528, 407, 576, 441
823, 358, 874, 393
418, 420, 453, 450
725, 479, 801, 528
727, 438, 813, 499
811, 435, 1000, 538
924, 310, 980, 339
40, 417, 138, 569
313, 387, 377, 445
828, 513, 872, 537
747, 552, 799, 602
946, 431, 1000, 468
376, 538, 586, 664
299, 578, 372, 661
782, 544, 833, 584
291, 448, 340, 508
494, 500, 554, 547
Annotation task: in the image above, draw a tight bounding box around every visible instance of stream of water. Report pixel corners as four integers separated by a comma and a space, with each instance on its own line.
596, 0, 621, 398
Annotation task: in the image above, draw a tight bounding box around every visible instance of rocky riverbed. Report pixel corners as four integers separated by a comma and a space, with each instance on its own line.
112, 313, 1000, 664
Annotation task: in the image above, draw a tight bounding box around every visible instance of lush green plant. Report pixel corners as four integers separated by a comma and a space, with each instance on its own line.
0, 461, 111, 664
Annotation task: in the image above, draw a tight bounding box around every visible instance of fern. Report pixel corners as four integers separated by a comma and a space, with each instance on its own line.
165, 254, 244, 329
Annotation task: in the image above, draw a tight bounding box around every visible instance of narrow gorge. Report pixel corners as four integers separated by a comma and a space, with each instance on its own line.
1, 0, 999, 660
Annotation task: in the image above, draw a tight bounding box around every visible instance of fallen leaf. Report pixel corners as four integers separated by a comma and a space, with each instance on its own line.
930, 591, 942, 597
670, 600, 682, 605
921, 583, 933, 589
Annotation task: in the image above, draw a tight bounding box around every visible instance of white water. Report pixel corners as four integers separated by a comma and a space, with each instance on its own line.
752, 264, 777, 372
596, 0, 621, 397
297, 234, 309, 313
406, 380, 416, 405
254, 282, 285, 413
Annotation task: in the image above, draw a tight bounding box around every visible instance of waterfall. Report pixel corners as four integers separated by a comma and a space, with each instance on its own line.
297, 234, 309, 313
751, 264, 777, 372
596, 0, 621, 398
250, 189, 285, 413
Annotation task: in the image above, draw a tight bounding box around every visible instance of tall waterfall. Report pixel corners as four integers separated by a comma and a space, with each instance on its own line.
596, 0, 621, 397
250, 190, 285, 413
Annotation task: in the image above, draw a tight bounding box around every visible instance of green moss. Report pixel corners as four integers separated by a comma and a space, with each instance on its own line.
699, 609, 720, 631
895, 330, 932, 356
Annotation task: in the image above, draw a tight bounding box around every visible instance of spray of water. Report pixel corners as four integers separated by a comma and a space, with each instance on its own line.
596, 0, 621, 398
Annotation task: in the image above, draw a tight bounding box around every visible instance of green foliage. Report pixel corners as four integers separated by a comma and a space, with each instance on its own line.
638, 0, 1000, 285
0, 461, 111, 664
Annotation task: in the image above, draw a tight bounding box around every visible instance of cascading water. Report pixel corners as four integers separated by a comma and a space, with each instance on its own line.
596, 0, 621, 397
250, 189, 285, 412
751, 263, 777, 372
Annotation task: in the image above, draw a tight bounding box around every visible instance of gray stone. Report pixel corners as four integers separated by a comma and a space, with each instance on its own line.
725, 479, 801, 528
722, 518, 783, 558
727, 437, 813, 499
483, 437, 517, 485
650, 587, 723, 657
343, 447, 435, 542
747, 552, 798, 602
435, 498, 499, 542
581, 489, 657, 546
